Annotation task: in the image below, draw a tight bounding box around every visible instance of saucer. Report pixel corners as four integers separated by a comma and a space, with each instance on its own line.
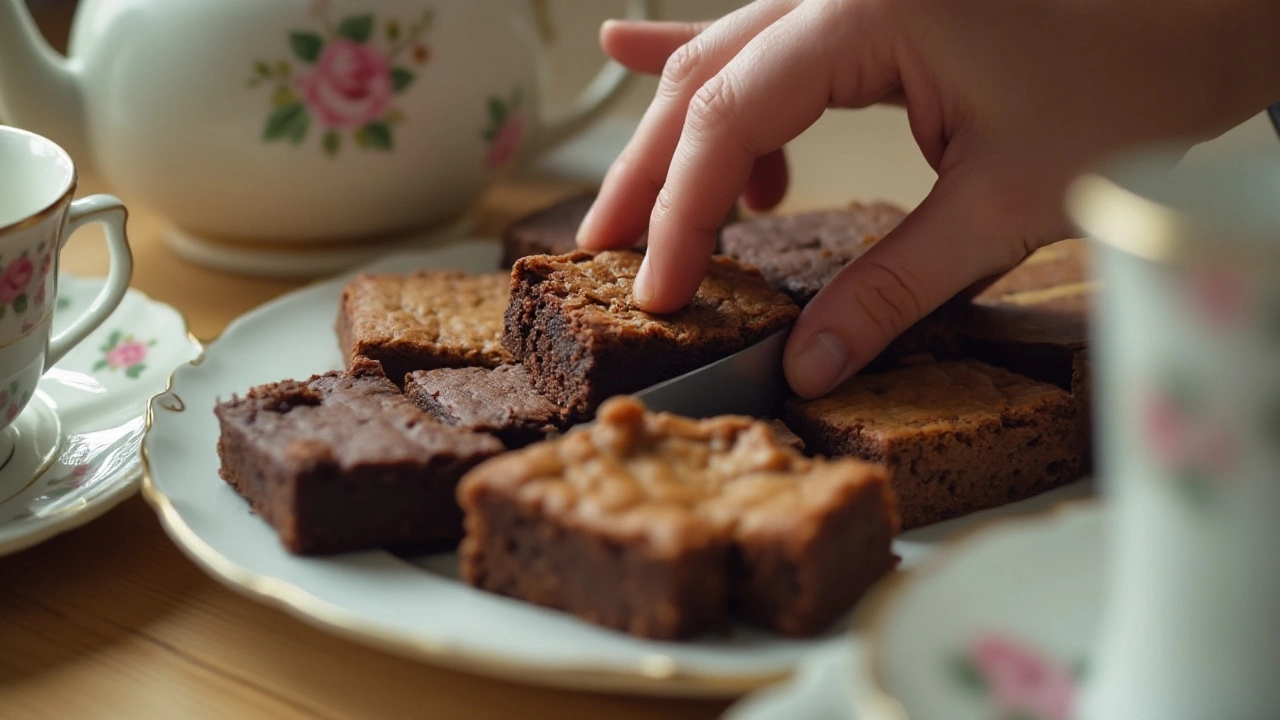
0, 275, 202, 556
851, 500, 1105, 720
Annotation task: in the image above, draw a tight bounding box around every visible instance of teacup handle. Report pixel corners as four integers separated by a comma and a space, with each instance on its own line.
522, 0, 655, 158
45, 195, 134, 369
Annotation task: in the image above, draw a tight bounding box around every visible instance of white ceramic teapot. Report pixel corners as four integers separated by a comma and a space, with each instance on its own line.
0, 0, 651, 275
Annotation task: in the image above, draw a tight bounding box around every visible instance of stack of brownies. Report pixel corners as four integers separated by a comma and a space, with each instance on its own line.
214, 191, 1094, 640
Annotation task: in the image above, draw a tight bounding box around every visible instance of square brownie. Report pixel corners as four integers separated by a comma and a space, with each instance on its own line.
404, 364, 569, 449
215, 357, 504, 554
336, 271, 514, 386
500, 192, 741, 268
962, 239, 1093, 393
503, 250, 799, 416
718, 201, 907, 307
782, 359, 1087, 529
719, 202, 963, 367
458, 396, 899, 639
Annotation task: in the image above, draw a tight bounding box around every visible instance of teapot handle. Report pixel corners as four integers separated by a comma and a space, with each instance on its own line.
522, 0, 655, 160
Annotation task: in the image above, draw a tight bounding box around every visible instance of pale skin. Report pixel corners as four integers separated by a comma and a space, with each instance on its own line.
575, 0, 1280, 398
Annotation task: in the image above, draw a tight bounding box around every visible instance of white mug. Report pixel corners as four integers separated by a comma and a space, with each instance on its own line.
0, 126, 133, 457
0, 0, 653, 276
1069, 146, 1280, 720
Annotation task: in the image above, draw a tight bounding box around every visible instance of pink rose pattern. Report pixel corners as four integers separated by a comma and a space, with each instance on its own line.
482, 90, 526, 170
93, 331, 156, 380
1, 380, 31, 424
249, 6, 433, 155
954, 633, 1084, 720
0, 240, 52, 322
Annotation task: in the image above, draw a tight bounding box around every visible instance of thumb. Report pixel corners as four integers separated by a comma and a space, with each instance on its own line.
783, 171, 1024, 398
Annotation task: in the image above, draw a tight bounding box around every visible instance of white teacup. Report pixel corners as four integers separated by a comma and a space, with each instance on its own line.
1069, 147, 1280, 720
0, 125, 133, 487
0, 0, 653, 276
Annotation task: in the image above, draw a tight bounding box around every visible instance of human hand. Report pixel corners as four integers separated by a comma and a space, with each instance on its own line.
577, 0, 1280, 397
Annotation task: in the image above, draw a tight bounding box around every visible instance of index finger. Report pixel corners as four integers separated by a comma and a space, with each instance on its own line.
635, 2, 899, 312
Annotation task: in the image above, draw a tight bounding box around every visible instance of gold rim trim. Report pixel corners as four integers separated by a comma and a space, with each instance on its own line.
849, 495, 1101, 719
0, 310, 55, 350
136, 274, 795, 698
0, 126, 77, 235
1066, 166, 1280, 267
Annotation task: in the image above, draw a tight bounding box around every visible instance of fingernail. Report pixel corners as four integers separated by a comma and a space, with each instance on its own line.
790, 332, 848, 396
575, 201, 599, 247
633, 257, 655, 306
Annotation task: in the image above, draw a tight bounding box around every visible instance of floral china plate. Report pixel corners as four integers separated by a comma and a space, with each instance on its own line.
850, 500, 1105, 720
142, 239, 1094, 698
0, 275, 202, 556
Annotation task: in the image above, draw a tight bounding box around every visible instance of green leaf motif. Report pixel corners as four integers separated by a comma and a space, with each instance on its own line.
357, 122, 393, 150
92, 359, 107, 372
125, 364, 145, 380
391, 67, 415, 93
337, 15, 374, 43
254, 61, 272, 76
323, 130, 341, 157
488, 97, 506, 125
56, 296, 70, 311
12, 294, 26, 314
949, 655, 986, 694
104, 330, 123, 351
386, 19, 401, 41
1178, 470, 1214, 508
289, 32, 323, 63
264, 103, 310, 143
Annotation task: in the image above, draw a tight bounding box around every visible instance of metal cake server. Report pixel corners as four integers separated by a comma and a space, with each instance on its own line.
633, 326, 792, 419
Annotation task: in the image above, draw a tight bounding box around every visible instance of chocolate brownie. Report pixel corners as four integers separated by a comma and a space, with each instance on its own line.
719, 202, 963, 367
404, 364, 569, 449
962, 239, 1093, 393
503, 250, 799, 416
500, 192, 742, 268
215, 357, 504, 554
458, 397, 899, 639
718, 202, 907, 306
337, 271, 513, 386
782, 359, 1087, 529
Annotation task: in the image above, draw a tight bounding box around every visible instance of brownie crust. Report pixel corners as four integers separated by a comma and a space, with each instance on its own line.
337, 271, 514, 385
503, 250, 799, 416
718, 202, 907, 306
404, 364, 569, 449
783, 360, 1086, 529
215, 357, 503, 554
500, 192, 741, 268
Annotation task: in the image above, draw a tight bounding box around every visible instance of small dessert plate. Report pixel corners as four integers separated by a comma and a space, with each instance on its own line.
851, 500, 1104, 720
0, 275, 202, 556
142, 238, 1094, 698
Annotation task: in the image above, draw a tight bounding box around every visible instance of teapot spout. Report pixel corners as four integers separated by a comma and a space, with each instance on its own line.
0, 0, 87, 167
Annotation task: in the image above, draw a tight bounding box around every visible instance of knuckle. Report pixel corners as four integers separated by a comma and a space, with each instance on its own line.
845, 258, 928, 341
686, 74, 738, 138
651, 185, 677, 226
660, 40, 704, 96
